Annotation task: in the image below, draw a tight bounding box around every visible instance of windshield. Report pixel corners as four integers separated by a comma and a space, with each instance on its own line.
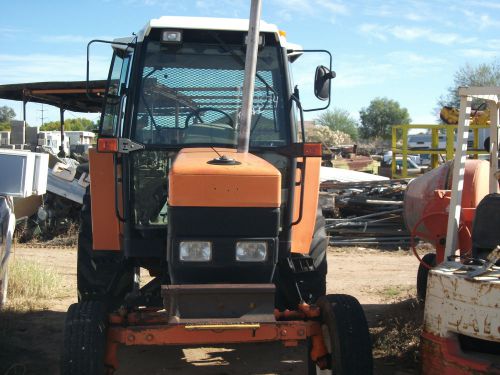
132, 37, 288, 148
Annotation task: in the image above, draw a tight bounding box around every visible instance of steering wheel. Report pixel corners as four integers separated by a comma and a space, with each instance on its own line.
184, 107, 234, 128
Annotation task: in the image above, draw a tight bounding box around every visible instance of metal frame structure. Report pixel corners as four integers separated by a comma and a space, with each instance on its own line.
104, 304, 328, 371
391, 123, 490, 178
444, 87, 500, 258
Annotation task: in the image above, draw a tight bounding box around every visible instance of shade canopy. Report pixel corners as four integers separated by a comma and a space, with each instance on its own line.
0, 80, 107, 113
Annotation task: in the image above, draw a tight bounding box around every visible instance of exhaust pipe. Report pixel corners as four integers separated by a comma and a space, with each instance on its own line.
237, 0, 262, 154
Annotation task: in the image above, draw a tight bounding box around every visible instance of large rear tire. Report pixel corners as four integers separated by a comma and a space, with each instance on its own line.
61, 301, 107, 375
77, 187, 133, 307
416, 252, 436, 302
309, 294, 373, 375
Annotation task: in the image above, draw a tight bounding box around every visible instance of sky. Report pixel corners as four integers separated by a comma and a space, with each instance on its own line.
0, 0, 499, 127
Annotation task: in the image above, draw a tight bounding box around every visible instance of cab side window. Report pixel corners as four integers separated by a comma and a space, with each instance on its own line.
100, 53, 131, 136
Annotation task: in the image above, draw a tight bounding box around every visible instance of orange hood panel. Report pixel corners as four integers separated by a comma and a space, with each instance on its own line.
169, 148, 281, 208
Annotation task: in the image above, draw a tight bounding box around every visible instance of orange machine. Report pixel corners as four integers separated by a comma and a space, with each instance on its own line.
60, 13, 373, 375
404, 159, 490, 300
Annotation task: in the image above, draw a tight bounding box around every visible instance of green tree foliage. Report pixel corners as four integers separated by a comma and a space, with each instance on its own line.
0, 106, 16, 130
359, 98, 411, 139
315, 108, 359, 141
438, 59, 500, 109
0, 106, 15, 122
40, 118, 97, 131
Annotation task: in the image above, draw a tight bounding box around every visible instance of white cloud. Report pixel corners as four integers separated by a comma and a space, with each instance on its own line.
194, 0, 246, 17
359, 23, 476, 45
386, 51, 446, 65
0, 27, 25, 38
39, 35, 115, 44
359, 24, 387, 41
317, 53, 400, 89
469, 0, 500, 9
405, 12, 424, 21
459, 49, 498, 59
363, 3, 398, 18
0, 53, 110, 84
318, 0, 349, 15
270, 0, 349, 23
390, 26, 428, 41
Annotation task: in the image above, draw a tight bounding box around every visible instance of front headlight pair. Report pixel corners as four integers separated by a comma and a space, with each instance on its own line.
179, 241, 267, 262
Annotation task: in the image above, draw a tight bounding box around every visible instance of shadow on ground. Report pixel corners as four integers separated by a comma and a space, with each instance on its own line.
0, 309, 66, 375
0, 298, 423, 375
367, 298, 424, 375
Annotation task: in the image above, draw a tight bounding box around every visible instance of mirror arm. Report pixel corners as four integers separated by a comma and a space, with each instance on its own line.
290, 49, 333, 112
86, 39, 135, 100
325, 71, 336, 80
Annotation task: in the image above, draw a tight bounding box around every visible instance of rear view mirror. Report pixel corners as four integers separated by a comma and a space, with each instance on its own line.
314, 65, 335, 101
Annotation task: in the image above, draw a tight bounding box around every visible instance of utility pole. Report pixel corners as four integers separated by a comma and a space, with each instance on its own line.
38, 104, 45, 128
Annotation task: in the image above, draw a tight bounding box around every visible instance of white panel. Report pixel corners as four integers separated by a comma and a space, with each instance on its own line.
0, 150, 48, 197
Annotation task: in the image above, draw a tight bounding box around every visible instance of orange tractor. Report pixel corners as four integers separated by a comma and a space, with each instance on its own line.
61, 7, 372, 375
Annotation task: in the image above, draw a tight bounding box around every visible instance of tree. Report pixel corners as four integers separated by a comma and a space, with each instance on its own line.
306, 125, 352, 147
359, 98, 411, 139
0, 106, 16, 131
0, 106, 15, 123
438, 59, 500, 109
40, 118, 97, 131
315, 108, 359, 141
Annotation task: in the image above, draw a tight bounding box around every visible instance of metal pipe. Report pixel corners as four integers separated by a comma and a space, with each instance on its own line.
325, 209, 403, 222
489, 102, 499, 194
237, 0, 262, 153
22, 94, 27, 144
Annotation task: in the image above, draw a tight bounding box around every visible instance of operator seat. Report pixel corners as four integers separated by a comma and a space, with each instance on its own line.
471, 193, 500, 265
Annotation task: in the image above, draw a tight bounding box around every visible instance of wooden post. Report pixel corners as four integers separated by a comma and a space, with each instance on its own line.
444, 93, 471, 259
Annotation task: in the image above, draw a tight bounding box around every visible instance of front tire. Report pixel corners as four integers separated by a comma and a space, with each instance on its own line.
308, 294, 373, 375
61, 301, 107, 375
416, 252, 436, 302
298, 207, 328, 304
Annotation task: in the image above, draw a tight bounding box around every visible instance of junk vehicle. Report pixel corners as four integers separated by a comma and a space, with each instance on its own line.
405, 87, 499, 373
60, 5, 373, 375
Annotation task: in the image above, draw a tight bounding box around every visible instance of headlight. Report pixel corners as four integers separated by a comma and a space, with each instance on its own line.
179, 241, 212, 262
235, 241, 267, 262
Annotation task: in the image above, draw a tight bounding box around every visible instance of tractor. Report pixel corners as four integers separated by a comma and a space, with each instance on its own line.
61, 11, 373, 375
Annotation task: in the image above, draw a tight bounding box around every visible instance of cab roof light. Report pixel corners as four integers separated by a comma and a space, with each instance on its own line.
279, 30, 286, 37
244, 34, 265, 46
161, 30, 182, 43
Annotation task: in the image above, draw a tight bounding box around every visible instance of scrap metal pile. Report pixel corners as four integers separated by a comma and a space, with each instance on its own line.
320, 178, 411, 247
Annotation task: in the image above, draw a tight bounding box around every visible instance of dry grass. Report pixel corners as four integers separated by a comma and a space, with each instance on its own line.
6, 258, 64, 311
377, 285, 416, 302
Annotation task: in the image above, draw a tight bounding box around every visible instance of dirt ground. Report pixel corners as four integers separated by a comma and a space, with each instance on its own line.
0, 245, 423, 375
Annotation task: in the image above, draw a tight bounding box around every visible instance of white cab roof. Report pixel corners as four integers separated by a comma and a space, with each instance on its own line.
114, 16, 302, 60
137, 16, 279, 41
